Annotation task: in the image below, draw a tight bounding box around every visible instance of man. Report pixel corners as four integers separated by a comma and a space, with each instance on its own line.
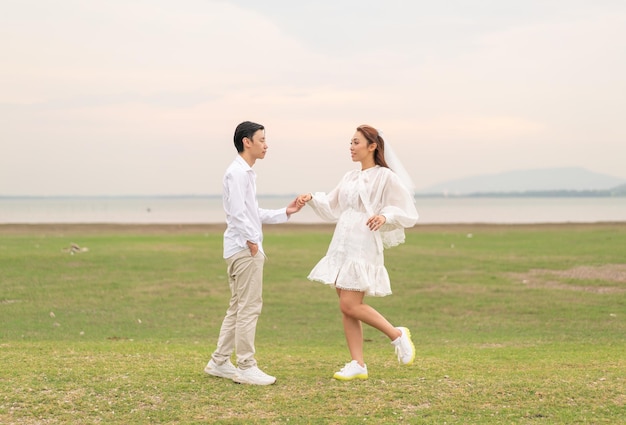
205, 121, 301, 385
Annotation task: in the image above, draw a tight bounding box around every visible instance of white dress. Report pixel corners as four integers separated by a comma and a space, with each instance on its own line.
307, 166, 419, 297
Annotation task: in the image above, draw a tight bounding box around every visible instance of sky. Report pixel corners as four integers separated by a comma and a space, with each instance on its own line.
1, 0, 625, 196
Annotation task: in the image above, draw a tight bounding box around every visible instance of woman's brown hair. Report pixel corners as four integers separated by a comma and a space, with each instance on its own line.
356, 125, 389, 168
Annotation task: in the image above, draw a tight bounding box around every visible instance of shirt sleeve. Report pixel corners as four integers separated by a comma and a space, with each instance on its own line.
259, 207, 289, 224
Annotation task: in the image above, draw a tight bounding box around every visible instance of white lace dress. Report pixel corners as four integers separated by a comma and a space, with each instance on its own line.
307, 166, 419, 297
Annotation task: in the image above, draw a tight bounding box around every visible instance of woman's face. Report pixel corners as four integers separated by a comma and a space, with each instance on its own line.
350, 131, 376, 163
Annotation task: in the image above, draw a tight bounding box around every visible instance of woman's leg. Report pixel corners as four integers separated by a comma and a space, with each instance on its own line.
341, 307, 364, 366
336, 289, 402, 363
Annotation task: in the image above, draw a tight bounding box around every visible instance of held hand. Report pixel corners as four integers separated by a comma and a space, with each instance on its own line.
367, 214, 386, 231
286, 198, 303, 216
296, 193, 312, 208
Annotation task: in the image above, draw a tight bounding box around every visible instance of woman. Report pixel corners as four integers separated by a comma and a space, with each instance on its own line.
297, 125, 419, 381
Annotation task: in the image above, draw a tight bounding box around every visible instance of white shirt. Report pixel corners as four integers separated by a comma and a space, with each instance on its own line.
222, 155, 289, 258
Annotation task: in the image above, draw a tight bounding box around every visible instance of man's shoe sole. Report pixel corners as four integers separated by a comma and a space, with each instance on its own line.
232, 376, 276, 385
204, 366, 236, 379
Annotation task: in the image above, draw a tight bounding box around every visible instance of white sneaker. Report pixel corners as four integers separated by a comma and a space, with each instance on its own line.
392, 327, 416, 365
333, 360, 368, 381
232, 366, 276, 385
204, 359, 237, 379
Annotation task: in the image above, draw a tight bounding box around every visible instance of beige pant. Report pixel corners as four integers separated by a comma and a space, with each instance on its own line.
212, 249, 265, 369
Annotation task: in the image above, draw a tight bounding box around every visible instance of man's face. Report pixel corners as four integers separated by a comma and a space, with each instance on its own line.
246, 129, 267, 160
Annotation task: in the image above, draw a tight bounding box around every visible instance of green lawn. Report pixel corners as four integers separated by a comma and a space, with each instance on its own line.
1, 223, 624, 424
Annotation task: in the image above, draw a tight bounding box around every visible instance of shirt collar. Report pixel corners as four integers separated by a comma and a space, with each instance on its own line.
234, 155, 254, 172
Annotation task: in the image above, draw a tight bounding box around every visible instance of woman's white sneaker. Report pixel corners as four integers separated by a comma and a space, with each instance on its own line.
333, 360, 368, 381
232, 366, 276, 385
392, 327, 416, 365
204, 359, 237, 379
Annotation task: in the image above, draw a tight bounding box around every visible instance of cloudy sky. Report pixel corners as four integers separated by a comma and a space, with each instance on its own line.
1, 0, 625, 196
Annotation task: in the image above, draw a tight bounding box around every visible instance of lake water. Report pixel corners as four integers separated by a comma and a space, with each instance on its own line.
1, 196, 625, 224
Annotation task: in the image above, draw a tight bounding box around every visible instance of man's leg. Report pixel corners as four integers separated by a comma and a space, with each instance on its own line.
211, 250, 249, 364
232, 251, 265, 369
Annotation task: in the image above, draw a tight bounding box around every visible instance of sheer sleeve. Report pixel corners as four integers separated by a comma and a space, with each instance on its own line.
376, 170, 419, 248
307, 174, 346, 222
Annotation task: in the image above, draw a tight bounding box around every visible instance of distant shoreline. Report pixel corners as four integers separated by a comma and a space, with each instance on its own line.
1, 222, 624, 236
3, 196, 625, 225
2, 190, 624, 199
415, 190, 626, 198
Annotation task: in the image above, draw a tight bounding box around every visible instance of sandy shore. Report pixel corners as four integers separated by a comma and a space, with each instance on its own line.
1, 222, 624, 236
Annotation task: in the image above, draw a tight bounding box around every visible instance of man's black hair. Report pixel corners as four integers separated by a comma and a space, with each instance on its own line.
233, 121, 264, 153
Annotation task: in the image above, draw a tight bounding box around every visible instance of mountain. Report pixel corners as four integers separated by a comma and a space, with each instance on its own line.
611, 183, 626, 196
418, 167, 626, 195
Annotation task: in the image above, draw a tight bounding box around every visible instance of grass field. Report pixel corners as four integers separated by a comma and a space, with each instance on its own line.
1, 223, 624, 424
